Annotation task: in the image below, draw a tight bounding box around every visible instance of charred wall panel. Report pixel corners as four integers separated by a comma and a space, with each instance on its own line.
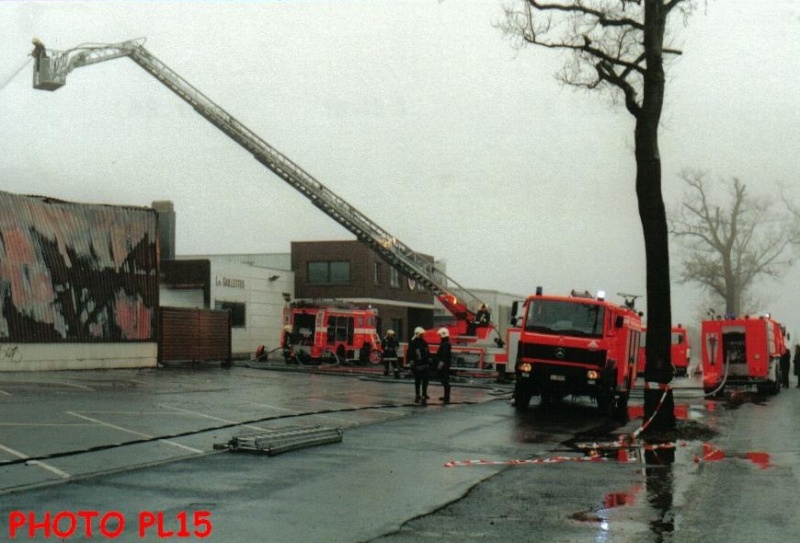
159, 307, 231, 364
0, 190, 158, 343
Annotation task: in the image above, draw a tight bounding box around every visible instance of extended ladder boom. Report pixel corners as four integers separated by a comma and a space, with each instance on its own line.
32, 38, 484, 319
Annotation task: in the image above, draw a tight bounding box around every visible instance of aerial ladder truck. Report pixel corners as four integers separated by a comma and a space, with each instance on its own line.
30, 38, 506, 373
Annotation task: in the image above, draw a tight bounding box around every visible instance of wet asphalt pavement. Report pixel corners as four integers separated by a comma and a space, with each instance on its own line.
1, 364, 799, 542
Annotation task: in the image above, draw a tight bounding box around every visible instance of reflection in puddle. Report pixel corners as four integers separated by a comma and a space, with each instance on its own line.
695, 442, 772, 469
570, 439, 774, 540
627, 403, 691, 420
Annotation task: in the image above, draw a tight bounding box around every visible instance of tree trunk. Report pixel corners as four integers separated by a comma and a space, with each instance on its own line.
637, 151, 676, 432
638, 0, 675, 433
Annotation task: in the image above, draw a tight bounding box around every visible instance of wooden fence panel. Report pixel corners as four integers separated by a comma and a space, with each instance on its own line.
159, 307, 231, 365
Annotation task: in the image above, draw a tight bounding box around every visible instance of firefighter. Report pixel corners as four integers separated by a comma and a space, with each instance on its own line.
435, 327, 452, 404
476, 304, 491, 327
406, 326, 431, 405
31, 37, 47, 70
255, 344, 268, 362
780, 346, 791, 388
467, 304, 491, 335
793, 344, 800, 388
282, 325, 297, 365
382, 329, 401, 378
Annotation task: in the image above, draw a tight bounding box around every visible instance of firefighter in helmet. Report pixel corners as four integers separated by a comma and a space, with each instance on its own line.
282, 325, 297, 365
406, 326, 431, 405
382, 329, 401, 378
435, 327, 452, 404
31, 37, 47, 70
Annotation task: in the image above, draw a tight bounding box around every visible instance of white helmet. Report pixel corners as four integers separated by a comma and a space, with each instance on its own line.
413, 326, 425, 336
437, 327, 450, 338
386, 329, 395, 336
284, 325, 292, 332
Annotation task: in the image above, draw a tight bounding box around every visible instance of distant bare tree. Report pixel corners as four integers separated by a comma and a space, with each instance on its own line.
498, 0, 698, 431
670, 170, 798, 317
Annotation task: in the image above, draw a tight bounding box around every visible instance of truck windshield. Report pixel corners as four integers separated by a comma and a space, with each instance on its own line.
525, 300, 605, 338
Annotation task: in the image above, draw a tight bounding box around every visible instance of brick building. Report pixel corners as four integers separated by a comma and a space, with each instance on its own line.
291, 240, 436, 340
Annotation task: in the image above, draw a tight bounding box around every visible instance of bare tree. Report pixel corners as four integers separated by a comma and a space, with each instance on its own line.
499, 0, 697, 431
670, 170, 798, 317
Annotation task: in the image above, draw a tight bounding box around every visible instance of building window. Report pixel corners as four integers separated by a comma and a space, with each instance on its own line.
390, 267, 400, 288
374, 262, 382, 285
391, 318, 403, 340
308, 261, 350, 284
215, 301, 246, 328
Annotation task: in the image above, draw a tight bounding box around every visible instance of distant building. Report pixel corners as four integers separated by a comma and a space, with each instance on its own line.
161, 256, 293, 358
0, 190, 159, 371
291, 240, 436, 340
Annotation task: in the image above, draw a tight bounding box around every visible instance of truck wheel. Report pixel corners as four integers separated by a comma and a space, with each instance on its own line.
596, 381, 615, 415
514, 384, 532, 411
368, 349, 382, 365
614, 392, 629, 419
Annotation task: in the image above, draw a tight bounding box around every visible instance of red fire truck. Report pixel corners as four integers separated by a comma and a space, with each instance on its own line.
701, 315, 785, 395
283, 299, 382, 364
511, 289, 643, 414
636, 325, 691, 377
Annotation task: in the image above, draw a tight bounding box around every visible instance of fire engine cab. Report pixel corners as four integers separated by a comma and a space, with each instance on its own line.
637, 325, 691, 377
701, 315, 785, 396
512, 288, 642, 415
283, 299, 381, 364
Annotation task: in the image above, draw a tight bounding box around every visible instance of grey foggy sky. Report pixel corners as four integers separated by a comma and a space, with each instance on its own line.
1, 0, 799, 335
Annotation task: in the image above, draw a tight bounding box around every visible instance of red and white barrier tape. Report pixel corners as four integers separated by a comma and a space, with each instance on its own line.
444, 455, 615, 468
631, 382, 672, 439
446, 381, 678, 469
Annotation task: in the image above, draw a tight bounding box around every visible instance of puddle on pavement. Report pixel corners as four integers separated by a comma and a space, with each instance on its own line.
562, 401, 776, 540
510, 397, 777, 539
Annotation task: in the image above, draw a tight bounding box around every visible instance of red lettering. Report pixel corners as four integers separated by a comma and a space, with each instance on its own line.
139, 511, 156, 538
193, 511, 213, 538
157, 512, 174, 538
52, 511, 77, 538
8, 511, 26, 539
176, 511, 190, 537
100, 511, 125, 538
77, 511, 99, 538
29, 511, 51, 538
8, 510, 127, 539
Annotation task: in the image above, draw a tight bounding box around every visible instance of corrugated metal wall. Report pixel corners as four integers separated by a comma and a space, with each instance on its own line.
0, 190, 158, 343
158, 307, 231, 364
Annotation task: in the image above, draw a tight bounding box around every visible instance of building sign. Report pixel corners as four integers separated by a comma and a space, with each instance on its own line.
216, 276, 245, 289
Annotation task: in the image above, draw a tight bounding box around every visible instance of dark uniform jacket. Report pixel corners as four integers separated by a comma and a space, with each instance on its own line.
383, 335, 400, 359
436, 337, 452, 375
407, 336, 430, 370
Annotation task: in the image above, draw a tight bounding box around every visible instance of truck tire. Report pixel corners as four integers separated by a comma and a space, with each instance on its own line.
514, 383, 532, 411
596, 375, 615, 415
614, 392, 629, 419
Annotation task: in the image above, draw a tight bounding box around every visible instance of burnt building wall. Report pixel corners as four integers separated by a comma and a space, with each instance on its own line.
0, 190, 159, 345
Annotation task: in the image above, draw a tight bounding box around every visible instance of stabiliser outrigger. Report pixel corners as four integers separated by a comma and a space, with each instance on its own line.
31, 38, 504, 370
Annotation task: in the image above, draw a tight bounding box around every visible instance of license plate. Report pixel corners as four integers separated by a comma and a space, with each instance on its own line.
521, 372, 530, 378
550, 374, 566, 382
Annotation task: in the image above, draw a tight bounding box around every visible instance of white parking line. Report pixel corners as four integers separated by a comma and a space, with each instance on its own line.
0, 443, 71, 479
0, 423, 93, 427
66, 412, 152, 437
26, 461, 71, 479
0, 389, 11, 396
159, 405, 267, 431
66, 411, 203, 454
